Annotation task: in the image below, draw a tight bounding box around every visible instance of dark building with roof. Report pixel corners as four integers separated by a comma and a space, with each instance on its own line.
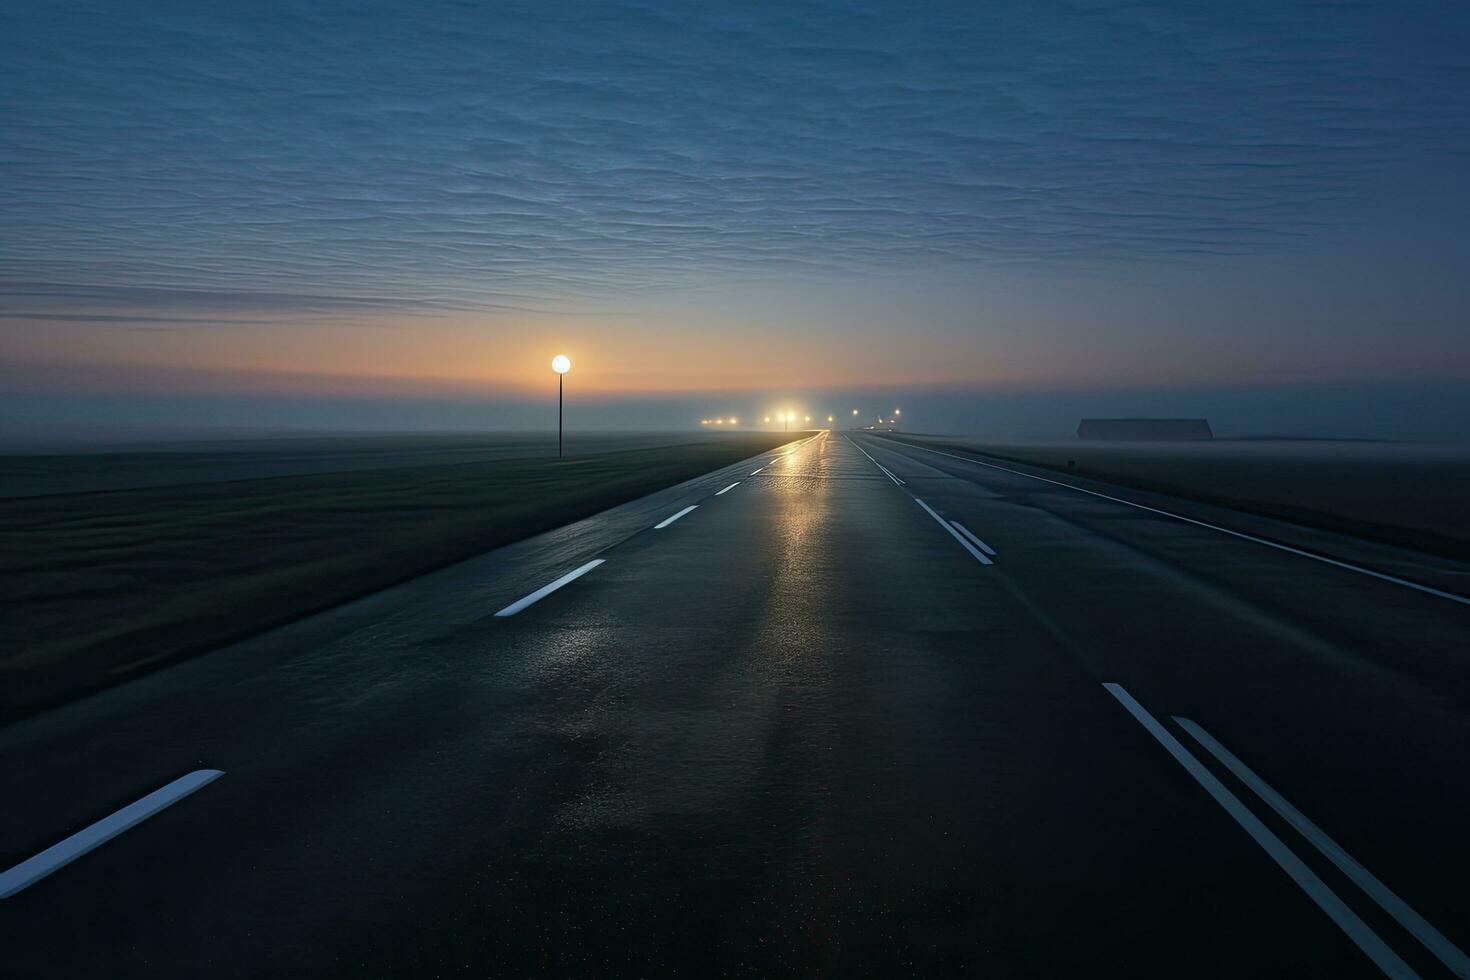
1077, 418, 1213, 441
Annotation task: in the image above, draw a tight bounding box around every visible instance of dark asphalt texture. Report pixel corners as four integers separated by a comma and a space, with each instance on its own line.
1, 430, 1466, 977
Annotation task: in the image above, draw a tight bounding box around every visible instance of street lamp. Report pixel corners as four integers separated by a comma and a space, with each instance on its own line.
551, 354, 571, 457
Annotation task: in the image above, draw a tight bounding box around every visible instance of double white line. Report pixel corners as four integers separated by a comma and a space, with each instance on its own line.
880, 437, 1470, 609
846, 434, 998, 567
915, 499, 994, 566
1107, 683, 1469, 979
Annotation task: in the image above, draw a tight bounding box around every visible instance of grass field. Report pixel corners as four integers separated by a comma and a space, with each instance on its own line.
0, 431, 742, 497
885, 435, 1470, 562
0, 432, 796, 722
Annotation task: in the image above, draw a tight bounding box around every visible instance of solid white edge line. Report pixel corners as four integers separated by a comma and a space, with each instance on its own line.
951, 521, 998, 557
653, 504, 698, 530
716, 482, 740, 496
915, 498, 993, 565
875, 437, 1470, 607
1175, 717, 1470, 978
0, 769, 225, 899
843, 434, 906, 486
1102, 684, 1417, 980
494, 558, 606, 617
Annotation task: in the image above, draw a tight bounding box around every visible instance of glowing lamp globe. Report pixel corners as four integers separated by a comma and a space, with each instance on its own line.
551, 355, 571, 374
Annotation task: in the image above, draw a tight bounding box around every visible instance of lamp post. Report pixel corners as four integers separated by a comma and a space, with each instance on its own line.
551, 354, 571, 457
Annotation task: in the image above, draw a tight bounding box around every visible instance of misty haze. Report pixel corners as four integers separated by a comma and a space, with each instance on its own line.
2, 2, 1468, 977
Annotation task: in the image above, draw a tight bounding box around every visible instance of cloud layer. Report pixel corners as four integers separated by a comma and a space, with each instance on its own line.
5, 0, 1469, 316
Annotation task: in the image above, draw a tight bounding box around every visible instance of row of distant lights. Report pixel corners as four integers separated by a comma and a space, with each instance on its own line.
701, 409, 901, 426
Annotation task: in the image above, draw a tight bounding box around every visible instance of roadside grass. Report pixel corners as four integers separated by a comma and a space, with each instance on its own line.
0, 433, 795, 722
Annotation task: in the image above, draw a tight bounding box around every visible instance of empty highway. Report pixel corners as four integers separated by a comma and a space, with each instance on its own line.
2, 431, 1468, 977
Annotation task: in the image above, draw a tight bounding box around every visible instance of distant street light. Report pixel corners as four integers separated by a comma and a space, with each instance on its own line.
827, 415, 834, 423
551, 355, 571, 457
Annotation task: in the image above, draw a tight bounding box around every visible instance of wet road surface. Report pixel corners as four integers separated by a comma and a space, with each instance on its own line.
2, 431, 1467, 977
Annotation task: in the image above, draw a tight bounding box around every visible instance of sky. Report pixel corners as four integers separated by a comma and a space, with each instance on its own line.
3, 0, 1469, 442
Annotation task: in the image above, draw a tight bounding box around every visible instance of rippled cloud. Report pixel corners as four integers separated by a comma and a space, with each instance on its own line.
4, 0, 1468, 316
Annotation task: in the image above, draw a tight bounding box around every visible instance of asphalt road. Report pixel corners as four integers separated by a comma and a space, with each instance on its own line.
2, 430, 1467, 977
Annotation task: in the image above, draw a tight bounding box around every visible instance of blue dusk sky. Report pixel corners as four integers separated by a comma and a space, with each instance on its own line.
2, 0, 1469, 441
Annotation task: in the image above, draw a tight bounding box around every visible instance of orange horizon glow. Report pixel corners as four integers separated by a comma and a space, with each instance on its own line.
5, 304, 1458, 401
0, 310, 1021, 396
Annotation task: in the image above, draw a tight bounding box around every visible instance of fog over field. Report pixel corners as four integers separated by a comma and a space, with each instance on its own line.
6, 378, 1470, 450
4, 2, 1470, 972
0, 432, 754, 496
5, 1, 1470, 449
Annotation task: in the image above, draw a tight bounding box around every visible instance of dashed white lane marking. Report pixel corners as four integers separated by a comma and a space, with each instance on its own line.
750, 468, 764, 475
716, 482, 740, 495
0, 769, 225, 899
843, 435, 906, 486
915, 499, 993, 565
951, 521, 997, 557
1176, 717, 1470, 978
653, 504, 698, 530
1103, 684, 1417, 980
876, 437, 1470, 608
494, 559, 606, 617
